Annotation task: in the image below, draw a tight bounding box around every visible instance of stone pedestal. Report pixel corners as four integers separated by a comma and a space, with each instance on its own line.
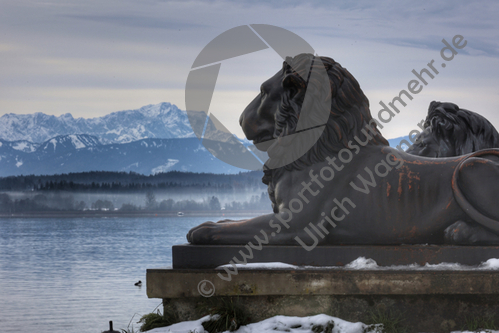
147, 245, 499, 332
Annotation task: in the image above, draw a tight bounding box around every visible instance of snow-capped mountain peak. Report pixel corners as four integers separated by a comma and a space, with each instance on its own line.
137, 103, 166, 118
0, 102, 195, 144
0, 139, 40, 153
37, 134, 102, 154
0, 102, 255, 177
11, 140, 40, 153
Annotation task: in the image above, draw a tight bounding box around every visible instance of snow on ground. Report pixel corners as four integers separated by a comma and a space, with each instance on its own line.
217, 262, 299, 270
342, 257, 499, 270
216, 257, 499, 271
149, 315, 209, 333
149, 314, 373, 333
148, 314, 499, 333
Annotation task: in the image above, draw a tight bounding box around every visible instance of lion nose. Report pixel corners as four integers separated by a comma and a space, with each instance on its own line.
239, 113, 244, 127
240, 114, 254, 139
240, 113, 258, 140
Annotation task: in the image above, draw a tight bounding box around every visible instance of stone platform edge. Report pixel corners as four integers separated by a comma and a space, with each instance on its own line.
146, 268, 499, 299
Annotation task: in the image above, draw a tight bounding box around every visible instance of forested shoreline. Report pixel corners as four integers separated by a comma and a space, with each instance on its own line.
0, 170, 266, 192
0, 170, 272, 214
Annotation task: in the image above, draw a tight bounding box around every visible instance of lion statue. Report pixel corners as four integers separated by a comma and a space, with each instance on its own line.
406, 101, 499, 157
187, 53, 499, 246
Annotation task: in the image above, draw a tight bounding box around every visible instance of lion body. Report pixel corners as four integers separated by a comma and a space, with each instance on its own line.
187, 54, 499, 246
268, 147, 467, 245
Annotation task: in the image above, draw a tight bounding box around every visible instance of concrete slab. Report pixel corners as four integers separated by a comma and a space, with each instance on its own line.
147, 267, 499, 299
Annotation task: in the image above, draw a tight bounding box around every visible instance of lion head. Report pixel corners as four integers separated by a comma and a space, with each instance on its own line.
406, 101, 499, 157
239, 53, 388, 173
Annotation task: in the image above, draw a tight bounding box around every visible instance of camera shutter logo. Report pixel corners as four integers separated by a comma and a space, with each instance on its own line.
185, 24, 331, 170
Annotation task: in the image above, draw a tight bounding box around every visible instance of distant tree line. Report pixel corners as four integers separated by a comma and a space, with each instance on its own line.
121, 192, 224, 211
0, 191, 271, 213
0, 193, 86, 213
35, 180, 241, 192
120, 192, 269, 212
223, 193, 269, 210
0, 170, 266, 192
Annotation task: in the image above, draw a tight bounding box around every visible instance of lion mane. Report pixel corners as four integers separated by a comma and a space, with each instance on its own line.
423, 101, 499, 156
263, 54, 388, 211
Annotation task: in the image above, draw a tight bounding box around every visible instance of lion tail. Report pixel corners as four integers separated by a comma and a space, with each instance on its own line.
452, 148, 499, 233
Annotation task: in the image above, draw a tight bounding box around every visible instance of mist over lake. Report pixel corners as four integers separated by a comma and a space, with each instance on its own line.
0, 170, 271, 213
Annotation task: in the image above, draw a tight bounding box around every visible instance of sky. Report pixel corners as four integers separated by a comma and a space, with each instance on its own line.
1, 0, 499, 139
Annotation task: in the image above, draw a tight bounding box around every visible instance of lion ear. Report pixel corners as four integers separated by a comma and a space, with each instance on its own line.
431, 114, 454, 139
282, 74, 306, 99
273, 73, 306, 139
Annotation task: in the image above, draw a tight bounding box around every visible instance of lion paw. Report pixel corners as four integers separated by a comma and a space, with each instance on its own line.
215, 219, 247, 224
444, 221, 479, 245
186, 222, 220, 244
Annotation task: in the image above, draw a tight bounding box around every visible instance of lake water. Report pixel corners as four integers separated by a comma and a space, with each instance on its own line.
0, 215, 257, 333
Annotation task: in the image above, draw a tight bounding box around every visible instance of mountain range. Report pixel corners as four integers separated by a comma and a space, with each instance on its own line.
0, 103, 195, 144
0, 135, 247, 176
0, 102, 409, 177
0, 103, 255, 176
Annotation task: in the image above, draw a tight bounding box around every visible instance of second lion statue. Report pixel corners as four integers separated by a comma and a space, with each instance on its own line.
187, 53, 499, 246
406, 101, 499, 157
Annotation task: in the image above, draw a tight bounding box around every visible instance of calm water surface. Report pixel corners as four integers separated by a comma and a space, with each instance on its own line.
0, 215, 256, 333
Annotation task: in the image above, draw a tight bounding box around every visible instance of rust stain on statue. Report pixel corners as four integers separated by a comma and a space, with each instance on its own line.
398, 173, 404, 197
409, 226, 417, 238
407, 170, 421, 191
397, 167, 421, 193
445, 200, 452, 210
403, 159, 456, 166
333, 123, 342, 140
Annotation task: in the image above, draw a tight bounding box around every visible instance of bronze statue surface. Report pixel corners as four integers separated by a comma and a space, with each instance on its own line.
187, 54, 499, 246
407, 101, 499, 157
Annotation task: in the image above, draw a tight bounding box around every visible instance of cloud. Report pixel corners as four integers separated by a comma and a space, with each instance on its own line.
63, 14, 208, 31
1, 0, 499, 139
